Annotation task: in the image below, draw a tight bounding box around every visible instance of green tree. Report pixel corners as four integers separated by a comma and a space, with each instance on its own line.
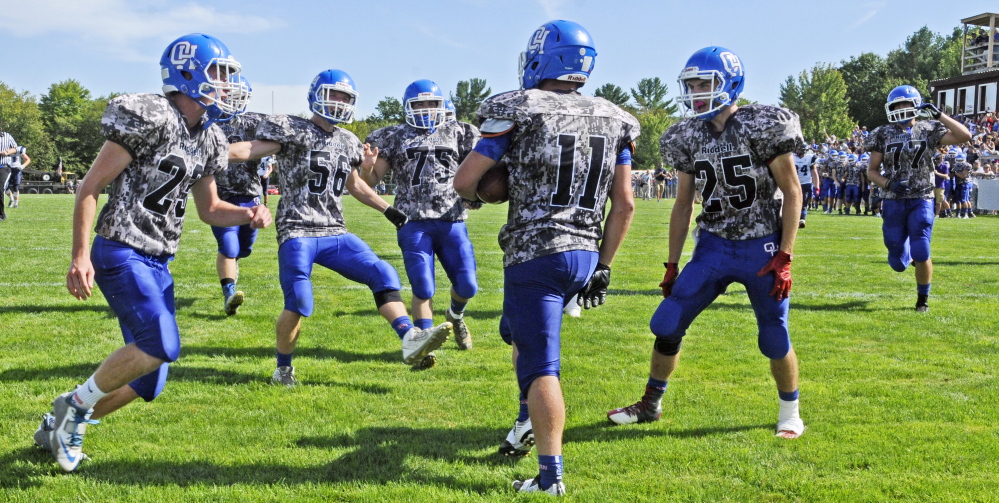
886, 26, 963, 94
839, 52, 890, 130
593, 83, 631, 108
0, 81, 56, 172
780, 64, 853, 142
372, 97, 404, 123
449, 78, 491, 123
632, 110, 677, 170
38, 80, 112, 173
630, 77, 677, 114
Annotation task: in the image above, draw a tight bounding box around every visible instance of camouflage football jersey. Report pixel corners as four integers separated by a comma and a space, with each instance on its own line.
952, 161, 972, 181
844, 162, 865, 186
793, 153, 814, 184
477, 89, 640, 267
217, 112, 266, 200
366, 121, 480, 221
660, 105, 804, 241
96, 93, 228, 256
255, 115, 364, 245
865, 121, 948, 200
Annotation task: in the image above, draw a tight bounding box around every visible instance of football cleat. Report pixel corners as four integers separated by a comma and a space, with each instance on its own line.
446, 310, 472, 350
49, 392, 99, 472
563, 296, 582, 318
607, 399, 662, 425
401, 322, 452, 365
224, 291, 244, 316
499, 418, 535, 457
513, 477, 566, 495
271, 366, 299, 387
798, 219, 806, 229
416, 353, 436, 369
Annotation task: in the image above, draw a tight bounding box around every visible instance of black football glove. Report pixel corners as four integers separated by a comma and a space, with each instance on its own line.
383, 206, 408, 230
461, 197, 484, 210
886, 179, 910, 194
918, 103, 942, 120
577, 263, 611, 309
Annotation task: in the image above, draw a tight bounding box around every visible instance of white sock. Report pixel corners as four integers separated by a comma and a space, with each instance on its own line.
447, 307, 463, 320
778, 399, 801, 422
71, 375, 108, 410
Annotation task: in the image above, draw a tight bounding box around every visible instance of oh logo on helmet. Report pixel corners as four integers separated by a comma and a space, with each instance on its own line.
528, 27, 550, 55
720, 52, 743, 77
170, 41, 198, 70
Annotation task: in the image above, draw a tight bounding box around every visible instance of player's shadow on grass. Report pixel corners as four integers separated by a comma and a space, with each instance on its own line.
565, 420, 771, 442
182, 345, 401, 364
0, 304, 116, 317
929, 260, 999, 266
703, 300, 878, 312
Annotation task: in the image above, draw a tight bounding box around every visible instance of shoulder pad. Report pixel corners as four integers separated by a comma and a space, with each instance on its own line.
480, 118, 515, 135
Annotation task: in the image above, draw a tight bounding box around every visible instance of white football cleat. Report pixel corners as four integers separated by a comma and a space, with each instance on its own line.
498, 418, 534, 457
563, 296, 581, 318
271, 366, 299, 387
513, 477, 566, 495
49, 392, 98, 472
776, 399, 805, 439
401, 322, 452, 365
224, 290, 245, 316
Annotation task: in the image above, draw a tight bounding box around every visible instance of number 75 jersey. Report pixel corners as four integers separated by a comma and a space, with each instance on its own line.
255, 115, 365, 245
660, 105, 804, 241
96, 94, 228, 257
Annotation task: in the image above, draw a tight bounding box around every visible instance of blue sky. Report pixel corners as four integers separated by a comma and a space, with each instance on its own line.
2, 1, 997, 117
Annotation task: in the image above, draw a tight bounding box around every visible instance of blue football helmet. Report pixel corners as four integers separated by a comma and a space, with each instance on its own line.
847, 153, 858, 163
209, 74, 252, 123
309, 69, 357, 124
829, 150, 838, 158
860, 153, 870, 162
956, 153, 967, 162
160, 33, 242, 128
519, 20, 596, 90
444, 99, 456, 123
404, 80, 446, 131
885, 85, 922, 124
677, 46, 745, 121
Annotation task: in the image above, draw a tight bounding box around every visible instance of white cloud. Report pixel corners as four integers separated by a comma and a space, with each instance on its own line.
851, 10, 879, 29
3, 0, 280, 61
536, 0, 569, 20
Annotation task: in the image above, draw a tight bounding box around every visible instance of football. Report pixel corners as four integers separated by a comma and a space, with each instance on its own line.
476, 161, 510, 204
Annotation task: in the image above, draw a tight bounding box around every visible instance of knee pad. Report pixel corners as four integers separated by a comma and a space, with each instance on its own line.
911, 239, 931, 263
129, 363, 169, 402
653, 337, 682, 356
372, 259, 403, 294
650, 300, 687, 340
410, 278, 435, 301
757, 325, 791, 360
374, 289, 402, 308
452, 272, 478, 300
499, 315, 512, 346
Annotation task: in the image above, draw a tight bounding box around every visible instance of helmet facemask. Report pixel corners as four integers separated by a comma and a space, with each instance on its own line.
405, 94, 446, 132
678, 72, 732, 121
885, 98, 920, 124
311, 84, 357, 124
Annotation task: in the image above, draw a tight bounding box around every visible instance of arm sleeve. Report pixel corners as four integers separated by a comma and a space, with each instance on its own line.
472, 132, 512, 162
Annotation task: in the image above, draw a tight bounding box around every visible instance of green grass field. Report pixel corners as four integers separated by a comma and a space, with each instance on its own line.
1, 194, 998, 502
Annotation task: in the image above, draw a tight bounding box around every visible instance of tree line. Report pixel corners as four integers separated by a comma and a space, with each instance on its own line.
0, 25, 969, 177
780, 26, 964, 142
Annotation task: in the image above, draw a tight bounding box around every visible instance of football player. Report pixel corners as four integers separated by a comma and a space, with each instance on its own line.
793, 145, 818, 228
213, 75, 264, 316
0, 121, 18, 221
952, 152, 974, 218
842, 153, 864, 215
227, 69, 453, 386
820, 150, 838, 213
5, 146, 29, 208
933, 160, 950, 217
606, 46, 806, 442
362, 79, 481, 351
865, 85, 971, 312
45, 34, 272, 472
454, 20, 638, 495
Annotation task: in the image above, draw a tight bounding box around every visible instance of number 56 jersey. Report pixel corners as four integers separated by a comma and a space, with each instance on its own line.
255, 115, 364, 245
96, 93, 228, 257
477, 89, 640, 267
660, 104, 803, 241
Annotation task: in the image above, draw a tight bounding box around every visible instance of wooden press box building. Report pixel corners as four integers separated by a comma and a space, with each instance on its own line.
930, 12, 999, 117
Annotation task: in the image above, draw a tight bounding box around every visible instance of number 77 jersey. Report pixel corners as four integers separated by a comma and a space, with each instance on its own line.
477, 89, 640, 267
659, 105, 804, 241
864, 120, 948, 201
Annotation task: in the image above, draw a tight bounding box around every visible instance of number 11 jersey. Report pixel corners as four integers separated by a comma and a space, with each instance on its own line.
660, 105, 803, 241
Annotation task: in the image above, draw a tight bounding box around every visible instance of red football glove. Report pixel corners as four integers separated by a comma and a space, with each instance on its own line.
659, 262, 679, 299
757, 251, 793, 301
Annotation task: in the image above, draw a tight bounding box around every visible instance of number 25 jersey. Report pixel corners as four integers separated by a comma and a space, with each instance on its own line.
255, 115, 364, 245
660, 104, 803, 241
477, 89, 640, 267
97, 94, 228, 256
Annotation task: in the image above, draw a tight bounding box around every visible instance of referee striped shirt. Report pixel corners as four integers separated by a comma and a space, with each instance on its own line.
0, 132, 16, 167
